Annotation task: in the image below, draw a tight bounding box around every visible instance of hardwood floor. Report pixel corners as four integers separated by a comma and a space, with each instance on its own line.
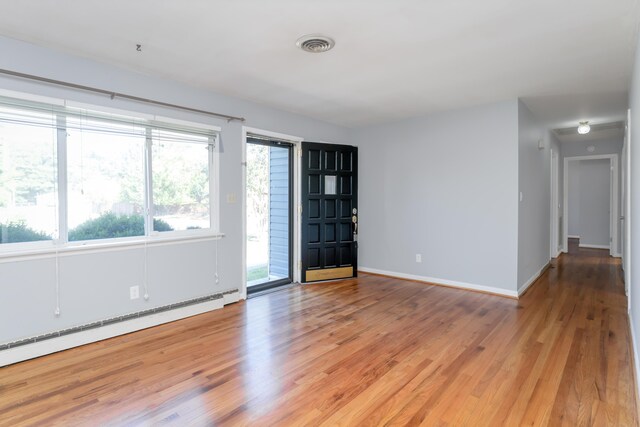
0, 244, 637, 426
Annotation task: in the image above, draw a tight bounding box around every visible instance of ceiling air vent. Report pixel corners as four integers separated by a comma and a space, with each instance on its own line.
296, 35, 335, 53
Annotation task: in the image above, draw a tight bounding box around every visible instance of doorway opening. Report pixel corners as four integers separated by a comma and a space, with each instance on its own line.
563, 154, 619, 257
245, 137, 294, 294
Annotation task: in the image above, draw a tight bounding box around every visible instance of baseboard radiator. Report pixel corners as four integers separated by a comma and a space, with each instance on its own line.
0, 289, 239, 352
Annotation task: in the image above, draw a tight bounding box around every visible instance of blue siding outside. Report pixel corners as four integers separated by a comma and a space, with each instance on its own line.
269, 147, 289, 278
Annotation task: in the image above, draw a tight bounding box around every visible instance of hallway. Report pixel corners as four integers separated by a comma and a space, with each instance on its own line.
0, 247, 637, 425
519, 241, 636, 425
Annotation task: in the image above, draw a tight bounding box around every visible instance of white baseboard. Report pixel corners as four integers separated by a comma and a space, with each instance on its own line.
579, 244, 610, 249
629, 312, 640, 399
358, 267, 518, 298
0, 292, 240, 367
518, 262, 550, 296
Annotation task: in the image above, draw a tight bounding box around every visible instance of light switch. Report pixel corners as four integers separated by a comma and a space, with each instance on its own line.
226, 193, 237, 204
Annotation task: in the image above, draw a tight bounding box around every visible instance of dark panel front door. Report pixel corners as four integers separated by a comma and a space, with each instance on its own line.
301, 142, 358, 282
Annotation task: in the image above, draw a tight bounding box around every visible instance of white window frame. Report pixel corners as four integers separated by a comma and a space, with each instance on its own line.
0, 95, 221, 257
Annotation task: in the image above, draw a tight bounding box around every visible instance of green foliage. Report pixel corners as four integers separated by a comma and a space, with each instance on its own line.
152, 142, 209, 214
0, 132, 57, 207
69, 213, 173, 241
247, 265, 268, 282
246, 144, 269, 233
153, 217, 174, 232
0, 221, 51, 244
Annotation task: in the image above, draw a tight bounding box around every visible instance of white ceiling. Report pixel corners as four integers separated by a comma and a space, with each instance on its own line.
554, 126, 625, 144
0, 0, 638, 128
523, 92, 629, 138
554, 123, 626, 143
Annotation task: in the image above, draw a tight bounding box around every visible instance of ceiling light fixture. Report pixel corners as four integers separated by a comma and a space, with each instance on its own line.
577, 121, 591, 135
296, 35, 335, 53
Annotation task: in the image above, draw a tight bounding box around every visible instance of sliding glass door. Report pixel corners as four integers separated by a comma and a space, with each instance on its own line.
246, 137, 293, 293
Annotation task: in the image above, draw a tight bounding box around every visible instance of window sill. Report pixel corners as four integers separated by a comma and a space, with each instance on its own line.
0, 232, 225, 261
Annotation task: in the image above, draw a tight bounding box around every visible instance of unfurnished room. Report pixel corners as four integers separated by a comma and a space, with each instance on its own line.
1, 1, 640, 426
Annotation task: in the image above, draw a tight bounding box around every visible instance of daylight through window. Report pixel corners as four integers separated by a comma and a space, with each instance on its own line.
0, 96, 218, 247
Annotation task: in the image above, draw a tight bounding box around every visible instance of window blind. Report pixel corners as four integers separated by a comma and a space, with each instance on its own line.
0, 95, 218, 143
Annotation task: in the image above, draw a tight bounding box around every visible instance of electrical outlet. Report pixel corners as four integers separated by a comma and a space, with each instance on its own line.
226, 193, 237, 204
416, 254, 422, 263
130, 285, 140, 300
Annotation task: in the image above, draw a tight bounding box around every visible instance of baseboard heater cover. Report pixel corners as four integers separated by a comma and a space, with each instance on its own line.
0, 289, 239, 352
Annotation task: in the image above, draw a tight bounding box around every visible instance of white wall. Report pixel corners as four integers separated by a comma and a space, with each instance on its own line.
567, 159, 611, 247
551, 132, 564, 253
561, 138, 623, 158
581, 159, 612, 247
629, 23, 640, 387
517, 101, 558, 291
567, 161, 581, 237
0, 36, 349, 344
353, 100, 520, 296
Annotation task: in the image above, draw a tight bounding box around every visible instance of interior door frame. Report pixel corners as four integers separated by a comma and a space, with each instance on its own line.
624, 109, 632, 301
562, 154, 619, 257
241, 126, 302, 299
550, 148, 560, 258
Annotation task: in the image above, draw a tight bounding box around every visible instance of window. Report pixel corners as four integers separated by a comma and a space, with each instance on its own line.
67, 119, 146, 241
152, 131, 211, 232
0, 95, 218, 249
0, 107, 58, 244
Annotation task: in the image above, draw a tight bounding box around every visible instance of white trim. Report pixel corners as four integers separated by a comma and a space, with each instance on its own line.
241, 126, 303, 299
293, 144, 302, 284
629, 313, 640, 398
57, 115, 68, 243
64, 100, 155, 120
567, 235, 581, 239
243, 126, 304, 143
0, 292, 240, 367
241, 129, 248, 300
624, 108, 632, 303
550, 149, 560, 260
518, 262, 549, 296
211, 134, 221, 233
0, 232, 224, 263
358, 267, 518, 298
144, 128, 154, 235
578, 243, 610, 249
152, 115, 221, 132
0, 88, 65, 106
562, 154, 619, 256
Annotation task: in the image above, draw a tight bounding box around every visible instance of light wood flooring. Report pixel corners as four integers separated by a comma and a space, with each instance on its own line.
0, 242, 637, 425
